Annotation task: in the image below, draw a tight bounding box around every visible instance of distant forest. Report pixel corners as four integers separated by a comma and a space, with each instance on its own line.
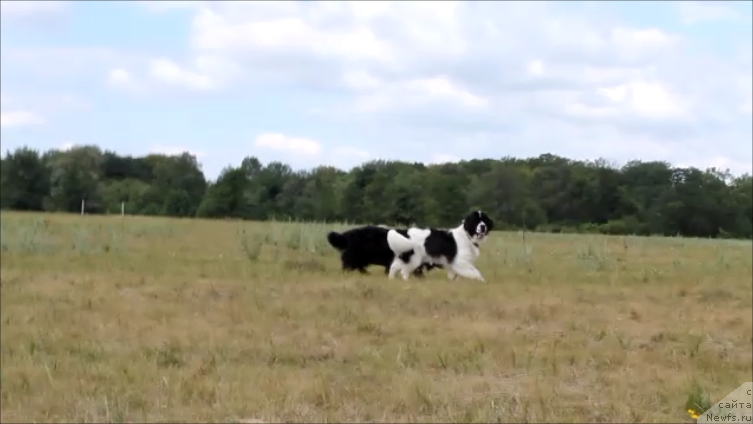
1, 145, 751, 239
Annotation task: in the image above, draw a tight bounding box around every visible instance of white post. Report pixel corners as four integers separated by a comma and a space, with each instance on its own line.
81, 199, 85, 216
121, 201, 125, 217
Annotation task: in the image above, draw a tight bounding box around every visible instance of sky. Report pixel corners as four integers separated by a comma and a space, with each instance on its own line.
1, 1, 751, 181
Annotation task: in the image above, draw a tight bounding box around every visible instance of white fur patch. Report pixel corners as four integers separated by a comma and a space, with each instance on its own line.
388, 221, 487, 282
407, 228, 431, 241
386, 230, 418, 254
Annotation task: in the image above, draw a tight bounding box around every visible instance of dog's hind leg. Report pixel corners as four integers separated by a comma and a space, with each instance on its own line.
399, 255, 424, 281
388, 260, 403, 280
412, 264, 426, 278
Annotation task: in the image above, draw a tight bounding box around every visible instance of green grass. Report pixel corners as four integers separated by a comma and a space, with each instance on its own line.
1, 211, 751, 423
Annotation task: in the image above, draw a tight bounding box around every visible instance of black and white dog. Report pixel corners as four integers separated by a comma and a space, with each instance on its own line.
327, 225, 438, 276
386, 211, 494, 282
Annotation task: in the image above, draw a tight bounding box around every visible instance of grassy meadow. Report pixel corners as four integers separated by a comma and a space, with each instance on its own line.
0, 211, 751, 423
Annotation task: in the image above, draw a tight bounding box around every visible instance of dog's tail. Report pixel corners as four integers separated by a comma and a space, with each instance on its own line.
327, 231, 348, 251
387, 230, 416, 254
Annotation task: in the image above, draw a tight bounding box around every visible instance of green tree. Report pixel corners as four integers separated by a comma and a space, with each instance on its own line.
197, 167, 251, 218
148, 153, 207, 217
0, 147, 49, 211
45, 145, 105, 213
1, 144, 750, 239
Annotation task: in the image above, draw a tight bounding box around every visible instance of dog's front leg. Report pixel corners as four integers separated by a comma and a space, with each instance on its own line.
388, 260, 402, 280
400, 268, 411, 280
450, 260, 486, 282
446, 270, 457, 280
412, 267, 426, 278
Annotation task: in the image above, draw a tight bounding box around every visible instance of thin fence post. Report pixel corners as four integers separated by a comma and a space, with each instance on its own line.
81, 199, 85, 216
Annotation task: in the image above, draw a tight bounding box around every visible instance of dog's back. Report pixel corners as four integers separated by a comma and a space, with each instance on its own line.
327, 225, 394, 272
328, 225, 439, 276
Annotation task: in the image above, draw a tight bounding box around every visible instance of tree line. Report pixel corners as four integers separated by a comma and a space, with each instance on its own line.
1, 145, 751, 239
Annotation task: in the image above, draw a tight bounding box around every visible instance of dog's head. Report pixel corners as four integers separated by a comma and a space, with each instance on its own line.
462, 210, 494, 244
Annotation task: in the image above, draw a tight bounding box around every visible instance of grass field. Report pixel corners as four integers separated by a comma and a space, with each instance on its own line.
1, 211, 751, 423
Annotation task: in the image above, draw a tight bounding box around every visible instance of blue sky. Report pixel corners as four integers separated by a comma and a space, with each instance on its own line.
1, 1, 751, 181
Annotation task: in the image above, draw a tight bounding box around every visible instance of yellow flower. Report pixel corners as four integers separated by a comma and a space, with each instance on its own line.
688, 409, 700, 419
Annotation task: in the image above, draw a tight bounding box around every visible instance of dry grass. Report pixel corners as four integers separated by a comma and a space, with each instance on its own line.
1, 211, 751, 423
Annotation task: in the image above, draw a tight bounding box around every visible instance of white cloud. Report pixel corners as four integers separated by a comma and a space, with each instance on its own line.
148, 58, 215, 91
324, 146, 372, 170
8, 1, 749, 176
597, 81, 686, 118
0, 111, 44, 128
190, 6, 395, 63
254, 132, 322, 156
150, 145, 206, 158
610, 27, 675, 48
739, 74, 753, 115
407, 77, 488, 108
742, 99, 752, 115
352, 75, 488, 113
133, 1, 199, 14
147, 3, 699, 121
1, 47, 145, 82
429, 154, 461, 165
0, 1, 69, 22
0, 92, 90, 127
332, 146, 370, 160
678, 1, 747, 25
342, 70, 382, 92
527, 60, 545, 76
106, 68, 132, 87
154, 1, 739, 174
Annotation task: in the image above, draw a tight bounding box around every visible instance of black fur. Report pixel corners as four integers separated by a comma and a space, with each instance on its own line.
463, 210, 494, 241
326, 232, 349, 251
423, 230, 458, 264
327, 226, 434, 276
